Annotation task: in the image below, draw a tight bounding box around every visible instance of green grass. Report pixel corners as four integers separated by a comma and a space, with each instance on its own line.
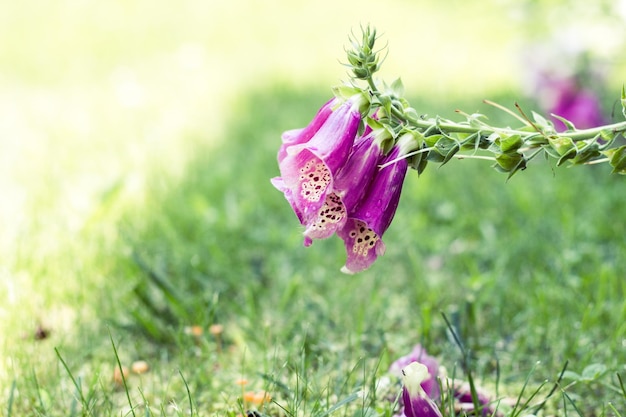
4, 85, 625, 416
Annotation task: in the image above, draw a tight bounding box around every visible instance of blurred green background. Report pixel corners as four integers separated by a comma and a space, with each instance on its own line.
1, 0, 626, 414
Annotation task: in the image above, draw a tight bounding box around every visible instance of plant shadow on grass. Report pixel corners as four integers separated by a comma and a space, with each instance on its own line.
117, 84, 626, 415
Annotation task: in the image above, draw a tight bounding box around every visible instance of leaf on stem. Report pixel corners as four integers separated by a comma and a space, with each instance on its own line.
604, 145, 626, 174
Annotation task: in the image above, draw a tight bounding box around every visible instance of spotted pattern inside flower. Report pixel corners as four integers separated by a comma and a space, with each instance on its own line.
309, 193, 346, 232
299, 158, 331, 202
348, 220, 379, 255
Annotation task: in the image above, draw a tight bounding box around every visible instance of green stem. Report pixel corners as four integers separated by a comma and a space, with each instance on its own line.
400, 99, 626, 141
373, 81, 626, 142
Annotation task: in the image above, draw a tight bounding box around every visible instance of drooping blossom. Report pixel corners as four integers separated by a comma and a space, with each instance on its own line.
273, 95, 364, 224
389, 344, 440, 400
400, 363, 443, 417
337, 133, 416, 274
303, 130, 387, 244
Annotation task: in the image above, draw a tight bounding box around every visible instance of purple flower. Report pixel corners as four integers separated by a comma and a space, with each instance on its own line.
277, 98, 339, 163
548, 78, 606, 131
401, 363, 443, 417
451, 381, 496, 417
273, 95, 363, 224
303, 131, 386, 243
337, 133, 414, 274
389, 345, 440, 400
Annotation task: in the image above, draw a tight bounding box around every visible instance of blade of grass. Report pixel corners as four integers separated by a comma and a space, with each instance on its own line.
132, 251, 189, 321
6, 379, 16, 417
617, 372, 626, 399
108, 328, 137, 417
318, 391, 360, 417
137, 387, 153, 417
441, 312, 485, 415
608, 402, 623, 417
509, 361, 541, 417
529, 360, 568, 415
132, 283, 178, 326
30, 370, 42, 411
54, 347, 89, 411
562, 390, 584, 417
179, 369, 194, 417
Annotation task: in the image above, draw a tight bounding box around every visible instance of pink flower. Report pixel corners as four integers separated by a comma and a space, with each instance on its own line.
273, 95, 363, 226
277, 98, 338, 163
400, 363, 443, 417
389, 345, 440, 400
550, 77, 606, 131
303, 131, 385, 244
337, 133, 415, 274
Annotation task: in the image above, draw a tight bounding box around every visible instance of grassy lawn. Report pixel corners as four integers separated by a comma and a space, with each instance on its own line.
2, 1, 626, 416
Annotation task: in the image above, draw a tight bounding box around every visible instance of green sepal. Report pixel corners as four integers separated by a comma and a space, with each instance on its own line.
390, 77, 404, 97
423, 134, 443, 148
568, 139, 601, 165
376, 93, 393, 119
604, 145, 626, 175
401, 130, 428, 174
548, 136, 576, 156
547, 136, 578, 166
467, 113, 489, 128
432, 136, 460, 165
551, 114, 577, 131
409, 149, 429, 175
332, 85, 363, 101
404, 107, 420, 122
493, 152, 527, 179
366, 116, 383, 129
496, 134, 523, 153
532, 111, 555, 133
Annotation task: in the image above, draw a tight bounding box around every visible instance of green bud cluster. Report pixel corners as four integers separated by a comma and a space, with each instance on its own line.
339, 26, 626, 178
345, 25, 382, 80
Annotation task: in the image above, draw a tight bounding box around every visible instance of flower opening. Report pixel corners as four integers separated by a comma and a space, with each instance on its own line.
303, 130, 386, 242
273, 95, 363, 223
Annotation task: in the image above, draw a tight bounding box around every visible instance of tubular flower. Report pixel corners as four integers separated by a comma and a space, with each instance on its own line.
401, 363, 443, 417
277, 98, 339, 163
337, 133, 415, 274
273, 95, 364, 223
303, 130, 386, 244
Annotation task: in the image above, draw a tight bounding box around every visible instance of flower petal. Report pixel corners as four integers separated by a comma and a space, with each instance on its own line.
337, 142, 409, 273
389, 345, 440, 399
279, 97, 362, 220
303, 132, 384, 241
401, 363, 443, 417
277, 98, 338, 163
270, 177, 305, 224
